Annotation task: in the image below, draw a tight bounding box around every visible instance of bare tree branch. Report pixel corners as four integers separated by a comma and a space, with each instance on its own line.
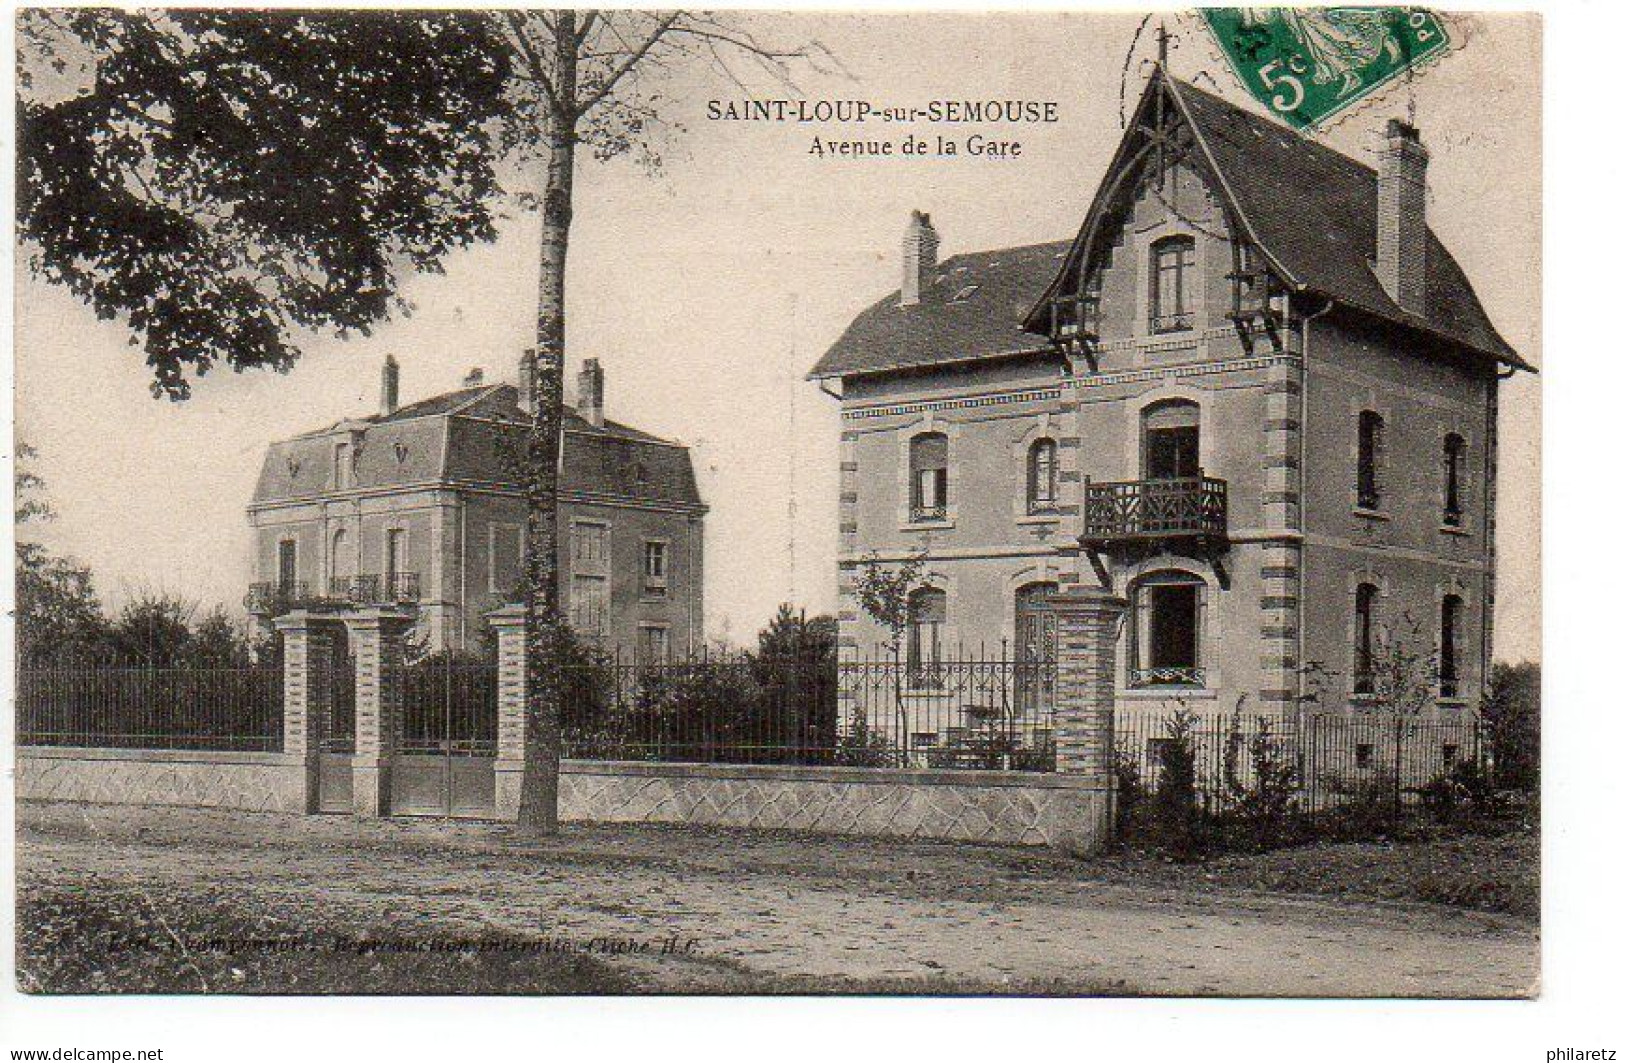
576, 12, 682, 116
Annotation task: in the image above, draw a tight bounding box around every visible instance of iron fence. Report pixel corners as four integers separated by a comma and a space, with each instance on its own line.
1113, 709, 1493, 812
397, 659, 499, 756
16, 667, 284, 752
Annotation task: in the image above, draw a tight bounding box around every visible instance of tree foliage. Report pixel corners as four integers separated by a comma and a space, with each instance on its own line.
18, 9, 511, 398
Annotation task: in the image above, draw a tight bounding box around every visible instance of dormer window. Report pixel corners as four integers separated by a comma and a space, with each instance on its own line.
333, 441, 352, 490
1150, 235, 1196, 333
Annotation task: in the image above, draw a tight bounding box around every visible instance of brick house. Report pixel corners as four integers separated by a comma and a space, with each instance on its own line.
809, 70, 1531, 752
247, 354, 705, 658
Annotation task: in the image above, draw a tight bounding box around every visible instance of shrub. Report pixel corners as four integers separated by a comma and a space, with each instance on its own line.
1220, 711, 1301, 851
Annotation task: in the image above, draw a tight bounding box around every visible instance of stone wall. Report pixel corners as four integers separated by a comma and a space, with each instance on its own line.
17, 747, 307, 814
559, 760, 1110, 850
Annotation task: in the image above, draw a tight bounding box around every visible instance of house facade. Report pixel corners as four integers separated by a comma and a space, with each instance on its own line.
247, 355, 706, 658
810, 71, 1530, 755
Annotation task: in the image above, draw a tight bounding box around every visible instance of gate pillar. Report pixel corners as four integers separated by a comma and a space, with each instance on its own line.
345, 610, 414, 818
1050, 587, 1129, 852
487, 605, 527, 822
275, 612, 334, 815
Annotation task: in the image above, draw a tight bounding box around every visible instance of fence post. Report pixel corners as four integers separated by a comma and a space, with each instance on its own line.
487, 605, 527, 822
346, 610, 412, 818
274, 612, 332, 815
1050, 587, 1129, 852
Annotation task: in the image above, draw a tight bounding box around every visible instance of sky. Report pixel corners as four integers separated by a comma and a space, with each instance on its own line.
14, 11, 1541, 660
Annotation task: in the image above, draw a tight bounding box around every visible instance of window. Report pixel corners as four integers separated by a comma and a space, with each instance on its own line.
569, 574, 609, 637
571, 521, 609, 572
1441, 743, 1459, 768
1443, 433, 1466, 526
1141, 400, 1201, 480
909, 433, 949, 522
1357, 411, 1384, 510
1130, 573, 1204, 687
1354, 583, 1379, 695
1439, 594, 1464, 698
489, 523, 522, 596
906, 587, 947, 686
1149, 235, 1196, 333
333, 441, 352, 490
643, 540, 669, 598
328, 529, 352, 591
380, 529, 406, 598
639, 625, 670, 664
1026, 439, 1058, 513
1355, 743, 1374, 769
277, 539, 298, 591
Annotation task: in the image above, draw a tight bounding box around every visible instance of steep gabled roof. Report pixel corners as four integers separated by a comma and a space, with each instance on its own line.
812, 69, 1529, 381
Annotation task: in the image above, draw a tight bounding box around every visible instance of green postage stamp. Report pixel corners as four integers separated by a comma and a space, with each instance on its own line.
1202, 8, 1452, 130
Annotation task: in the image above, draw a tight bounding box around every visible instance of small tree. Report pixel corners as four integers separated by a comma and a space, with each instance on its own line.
1149, 707, 1203, 859
851, 550, 927, 757
1482, 661, 1540, 791
1221, 698, 1300, 850
1359, 612, 1440, 810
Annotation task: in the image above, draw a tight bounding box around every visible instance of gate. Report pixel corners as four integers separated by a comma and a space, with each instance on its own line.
316, 628, 356, 813
392, 657, 499, 818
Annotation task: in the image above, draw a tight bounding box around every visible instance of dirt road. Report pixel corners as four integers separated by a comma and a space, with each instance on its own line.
16, 802, 1537, 996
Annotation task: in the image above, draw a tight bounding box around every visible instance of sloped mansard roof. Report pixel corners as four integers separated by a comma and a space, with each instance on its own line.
251, 383, 703, 510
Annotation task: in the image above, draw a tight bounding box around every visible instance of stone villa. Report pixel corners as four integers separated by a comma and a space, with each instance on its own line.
810, 70, 1532, 744
246, 355, 706, 657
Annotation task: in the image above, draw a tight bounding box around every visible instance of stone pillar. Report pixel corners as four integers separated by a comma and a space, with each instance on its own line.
1050, 587, 1128, 852
274, 613, 333, 814
487, 605, 528, 821
346, 611, 413, 818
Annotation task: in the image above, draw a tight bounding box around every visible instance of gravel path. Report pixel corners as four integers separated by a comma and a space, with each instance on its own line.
17, 802, 1538, 997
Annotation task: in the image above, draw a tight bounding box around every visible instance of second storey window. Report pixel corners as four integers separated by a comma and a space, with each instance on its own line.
909, 433, 948, 523
1027, 438, 1058, 513
277, 538, 298, 591
571, 521, 609, 572
643, 540, 668, 598
1357, 410, 1385, 510
1443, 433, 1466, 526
1149, 235, 1196, 333
1354, 582, 1379, 695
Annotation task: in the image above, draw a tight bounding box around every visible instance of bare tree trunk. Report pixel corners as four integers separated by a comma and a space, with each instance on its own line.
516, 12, 578, 837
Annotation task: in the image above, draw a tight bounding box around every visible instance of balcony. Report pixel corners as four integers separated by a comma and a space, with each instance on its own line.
1082, 475, 1227, 548
246, 573, 421, 616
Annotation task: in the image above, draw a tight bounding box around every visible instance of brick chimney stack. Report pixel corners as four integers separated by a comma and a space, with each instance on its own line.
899, 209, 940, 307
577, 358, 604, 428
379, 354, 399, 417
1376, 118, 1428, 316
517, 349, 537, 417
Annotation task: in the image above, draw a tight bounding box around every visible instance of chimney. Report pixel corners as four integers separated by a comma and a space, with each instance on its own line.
463, 367, 484, 387
899, 209, 940, 307
577, 358, 604, 428
379, 354, 399, 417
517, 349, 538, 417
1376, 118, 1428, 315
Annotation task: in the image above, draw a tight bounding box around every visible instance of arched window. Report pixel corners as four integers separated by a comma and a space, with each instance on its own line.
1354, 582, 1379, 695
323, 529, 349, 594
1357, 411, 1385, 510
1141, 400, 1201, 480
1149, 235, 1196, 333
1129, 571, 1205, 688
1026, 438, 1058, 513
906, 587, 947, 686
909, 432, 949, 523
1443, 433, 1466, 526
1439, 594, 1464, 698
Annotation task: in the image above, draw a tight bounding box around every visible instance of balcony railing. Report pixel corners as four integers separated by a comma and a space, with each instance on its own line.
1129, 665, 1207, 690
245, 573, 420, 616
1083, 475, 1227, 546
909, 502, 948, 524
